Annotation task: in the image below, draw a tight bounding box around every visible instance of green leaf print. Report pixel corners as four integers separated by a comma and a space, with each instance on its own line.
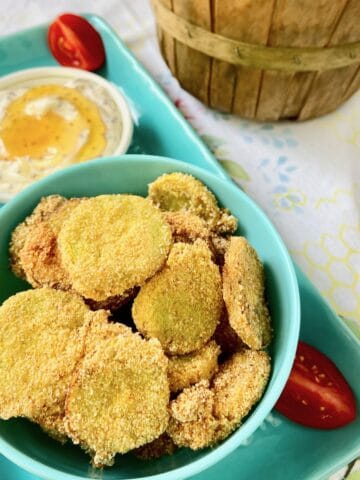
220, 160, 250, 181
200, 134, 226, 150
200, 134, 250, 182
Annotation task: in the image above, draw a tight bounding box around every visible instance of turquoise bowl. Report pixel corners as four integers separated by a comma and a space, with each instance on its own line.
0, 155, 300, 480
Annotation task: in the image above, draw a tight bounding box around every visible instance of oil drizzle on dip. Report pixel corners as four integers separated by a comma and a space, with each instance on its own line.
0, 78, 123, 201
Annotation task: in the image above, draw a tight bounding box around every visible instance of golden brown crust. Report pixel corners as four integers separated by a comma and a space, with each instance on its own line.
214, 209, 238, 236
9, 195, 143, 310
167, 340, 220, 392
16, 221, 70, 289
4, 176, 273, 464
9, 195, 81, 289
212, 350, 271, 423
222, 237, 272, 349
133, 240, 223, 355
0, 288, 107, 432
167, 380, 231, 449
59, 195, 172, 303
149, 172, 237, 234
164, 211, 211, 243
163, 211, 232, 267
64, 324, 169, 467
167, 350, 271, 450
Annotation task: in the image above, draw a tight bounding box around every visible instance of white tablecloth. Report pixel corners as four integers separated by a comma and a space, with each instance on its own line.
0, 1, 359, 478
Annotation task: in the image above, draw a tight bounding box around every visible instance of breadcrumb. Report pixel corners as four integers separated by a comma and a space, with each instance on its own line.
0, 288, 106, 435
133, 240, 222, 355
212, 350, 271, 424
164, 211, 211, 244
167, 340, 220, 392
148, 173, 237, 234
167, 350, 271, 449
222, 237, 272, 349
64, 324, 170, 467
167, 380, 230, 449
213, 209, 238, 236
4, 176, 273, 465
58, 195, 172, 303
9, 195, 80, 288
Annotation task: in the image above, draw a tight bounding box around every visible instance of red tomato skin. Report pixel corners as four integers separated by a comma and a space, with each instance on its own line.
275, 341, 357, 429
48, 13, 105, 71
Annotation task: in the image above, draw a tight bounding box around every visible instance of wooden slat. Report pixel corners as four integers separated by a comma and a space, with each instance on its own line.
256, 0, 349, 121
158, 0, 177, 73
172, 0, 212, 104
210, 0, 276, 118
343, 64, 360, 101
299, 0, 360, 120
209, 60, 236, 112
281, 72, 316, 118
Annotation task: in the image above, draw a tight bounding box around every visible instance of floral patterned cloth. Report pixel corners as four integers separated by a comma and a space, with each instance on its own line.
0, 1, 359, 478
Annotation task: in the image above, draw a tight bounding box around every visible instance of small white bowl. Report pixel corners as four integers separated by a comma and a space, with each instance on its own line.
0, 66, 133, 156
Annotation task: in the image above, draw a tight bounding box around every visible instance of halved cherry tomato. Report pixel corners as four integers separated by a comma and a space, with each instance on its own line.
275, 341, 356, 429
48, 13, 105, 71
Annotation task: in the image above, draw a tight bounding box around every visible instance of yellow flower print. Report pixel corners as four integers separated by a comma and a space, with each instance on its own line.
322, 109, 360, 147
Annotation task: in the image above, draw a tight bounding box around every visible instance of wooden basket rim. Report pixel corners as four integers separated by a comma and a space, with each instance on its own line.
153, 0, 360, 72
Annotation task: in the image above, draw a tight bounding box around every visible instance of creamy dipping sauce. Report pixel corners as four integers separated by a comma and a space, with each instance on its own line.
0, 77, 124, 201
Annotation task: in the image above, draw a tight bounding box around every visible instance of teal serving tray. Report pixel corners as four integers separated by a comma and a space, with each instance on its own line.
0, 14, 359, 480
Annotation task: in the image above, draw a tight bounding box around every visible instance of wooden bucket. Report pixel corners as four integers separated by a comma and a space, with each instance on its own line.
153, 0, 360, 121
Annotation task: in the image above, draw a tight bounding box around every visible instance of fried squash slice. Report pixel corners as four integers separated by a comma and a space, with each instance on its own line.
133, 240, 222, 355
64, 323, 169, 467
223, 237, 272, 349
58, 194, 172, 303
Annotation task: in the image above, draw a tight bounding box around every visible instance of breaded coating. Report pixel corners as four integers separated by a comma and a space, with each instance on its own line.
164, 211, 211, 244
10, 195, 80, 287
133, 433, 177, 460
58, 195, 172, 303
133, 240, 222, 355
167, 340, 220, 392
64, 326, 170, 467
27, 310, 110, 440
167, 380, 230, 449
2, 177, 274, 464
214, 209, 238, 236
36, 415, 69, 444
38, 319, 133, 443
148, 173, 237, 234
0, 288, 105, 433
212, 350, 271, 423
163, 211, 228, 266
222, 237, 272, 349
10, 195, 138, 311
214, 309, 245, 356
167, 350, 271, 450
81, 313, 133, 344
